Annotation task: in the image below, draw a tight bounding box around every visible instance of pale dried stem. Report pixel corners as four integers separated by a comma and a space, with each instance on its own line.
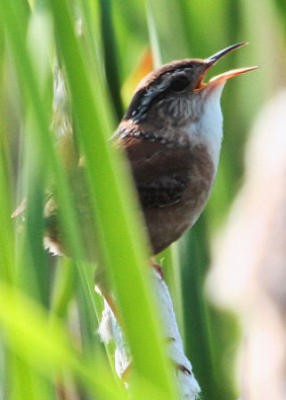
97, 268, 200, 400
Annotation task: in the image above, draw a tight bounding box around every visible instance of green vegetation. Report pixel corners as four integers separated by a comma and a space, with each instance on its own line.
0, 1, 285, 399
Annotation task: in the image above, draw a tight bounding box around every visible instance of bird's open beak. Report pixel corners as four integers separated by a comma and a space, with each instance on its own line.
197, 42, 259, 89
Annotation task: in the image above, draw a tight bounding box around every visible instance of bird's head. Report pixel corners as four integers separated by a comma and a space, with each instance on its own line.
124, 42, 258, 128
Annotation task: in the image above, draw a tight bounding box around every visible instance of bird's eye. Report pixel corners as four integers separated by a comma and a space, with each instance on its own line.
169, 75, 189, 92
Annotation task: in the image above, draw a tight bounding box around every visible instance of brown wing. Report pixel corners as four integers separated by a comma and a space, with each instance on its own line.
118, 135, 192, 209
137, 174, 188, 209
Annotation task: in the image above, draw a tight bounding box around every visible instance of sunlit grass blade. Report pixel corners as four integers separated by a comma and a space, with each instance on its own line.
0, 282, 78, 375
145, 1, 162, 68
16, 108, 49, 305
0, 117, 14, 283
0, 0, 102, 316
98, 0, 123, 120
48, 0, 177, 397
0, 282, 128, 400
75, 0, 117, 128
145, 0, 188, 63
51, 258, 76, 319
0, 6, 115, 398
9, 355, 56, 400
0, 31, 14, 283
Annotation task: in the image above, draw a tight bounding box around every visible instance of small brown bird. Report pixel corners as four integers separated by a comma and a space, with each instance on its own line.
37, 42, 257, 260
111, 42, 257, 254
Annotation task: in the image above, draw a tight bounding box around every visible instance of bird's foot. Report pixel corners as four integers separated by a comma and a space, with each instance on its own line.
150, 257, 164, 279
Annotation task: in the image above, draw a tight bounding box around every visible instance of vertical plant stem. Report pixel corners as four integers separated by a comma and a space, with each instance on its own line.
48, 0, 177, 397
99, 0, 123, 121
145, 0, 162, 68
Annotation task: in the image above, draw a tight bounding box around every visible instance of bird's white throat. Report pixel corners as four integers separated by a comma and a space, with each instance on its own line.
187, 83, 225, 170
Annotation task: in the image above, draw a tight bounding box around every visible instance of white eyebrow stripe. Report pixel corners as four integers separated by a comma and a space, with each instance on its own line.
132, 71, 189, 122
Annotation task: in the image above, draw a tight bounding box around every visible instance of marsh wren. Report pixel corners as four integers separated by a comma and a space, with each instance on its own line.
112, 42, 257, 254
42, 42, 257, 259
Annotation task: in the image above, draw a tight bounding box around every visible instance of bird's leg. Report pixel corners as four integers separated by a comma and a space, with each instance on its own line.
94, 267, 121, 322
150, 257, 164, 279
95, 257, 164, 321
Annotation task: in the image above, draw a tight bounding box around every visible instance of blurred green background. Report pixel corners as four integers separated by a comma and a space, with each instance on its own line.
0, 1, 286, 400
